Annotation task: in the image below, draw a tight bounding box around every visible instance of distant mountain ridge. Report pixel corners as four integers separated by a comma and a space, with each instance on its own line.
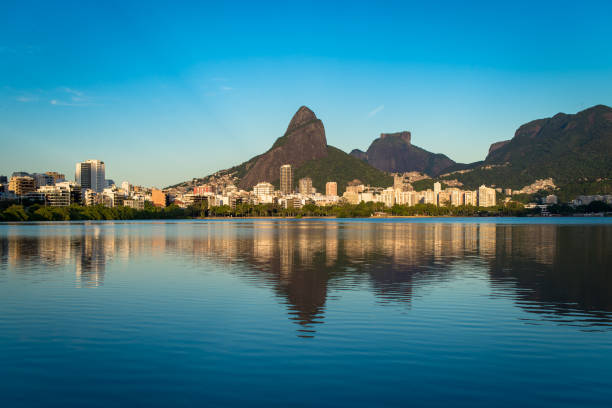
350, 131, 456, 176
173, 104, 612, 200
442, 104, 612, 197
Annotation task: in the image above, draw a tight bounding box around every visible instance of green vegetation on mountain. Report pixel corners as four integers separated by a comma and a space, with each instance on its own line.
292, 145, 393, 193
440, 104, 612, 200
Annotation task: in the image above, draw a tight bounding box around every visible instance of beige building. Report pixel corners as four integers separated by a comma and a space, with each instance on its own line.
298, 177, 313, 195
463, 190, 477, 206
280, 164, 292, 195
124, 199, 145, 210
325, 181, 337, 197
9, 176, 36, 196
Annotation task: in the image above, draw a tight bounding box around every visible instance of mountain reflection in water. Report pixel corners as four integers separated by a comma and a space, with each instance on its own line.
1, 220, 611, 336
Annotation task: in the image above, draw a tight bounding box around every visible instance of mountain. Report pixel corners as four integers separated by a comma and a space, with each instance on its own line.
237, 106, 328, 190
487, 140, 510, 157
441, 104, 612, 198
350, 131, 456, 176
178, 106, 392, 193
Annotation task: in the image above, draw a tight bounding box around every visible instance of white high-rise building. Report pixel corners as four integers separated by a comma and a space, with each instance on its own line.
76, 159, 106, 193
253, 182, 274, 197
433, 181, 442, 195
478, 185, 496, 207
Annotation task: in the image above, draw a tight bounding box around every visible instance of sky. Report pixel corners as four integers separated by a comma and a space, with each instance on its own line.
1, 0, 612, 187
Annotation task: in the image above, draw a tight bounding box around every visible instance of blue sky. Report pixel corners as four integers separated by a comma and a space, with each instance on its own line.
1, 0, 611, 187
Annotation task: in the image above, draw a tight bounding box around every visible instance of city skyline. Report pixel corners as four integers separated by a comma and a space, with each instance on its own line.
2, 1, 612, 186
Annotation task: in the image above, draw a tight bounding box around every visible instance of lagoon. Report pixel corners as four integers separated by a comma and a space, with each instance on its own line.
1, 218, 611, 407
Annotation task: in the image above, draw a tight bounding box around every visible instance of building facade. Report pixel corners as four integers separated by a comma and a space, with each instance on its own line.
151, 188, 168, 207
298, 177, 313, 195
9, 176, 36, 196
280, 164, 292, 195
326, 181, 337, 197
253, 182, 274, 197
76, 160, 106, 193
477, 185, 496, 207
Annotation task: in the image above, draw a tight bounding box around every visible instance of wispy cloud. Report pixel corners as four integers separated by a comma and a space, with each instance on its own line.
61, 87, 84, 97
220, 85, 233, 91
367, 105, 384, 118
49, 87, 97, 106
16, 95, 39, 103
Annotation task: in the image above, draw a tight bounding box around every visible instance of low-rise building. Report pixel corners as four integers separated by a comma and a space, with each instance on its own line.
9, 176, 36, 196
124, 199, 145, 210
253, 182, 274, 197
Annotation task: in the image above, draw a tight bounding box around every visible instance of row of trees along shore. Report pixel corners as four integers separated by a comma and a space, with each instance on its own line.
1, 200, 611, 221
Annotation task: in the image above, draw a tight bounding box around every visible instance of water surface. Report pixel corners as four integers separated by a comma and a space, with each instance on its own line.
1, 218, 611, 407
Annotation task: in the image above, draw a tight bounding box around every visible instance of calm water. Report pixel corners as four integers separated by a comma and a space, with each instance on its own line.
1, 218, 611, 407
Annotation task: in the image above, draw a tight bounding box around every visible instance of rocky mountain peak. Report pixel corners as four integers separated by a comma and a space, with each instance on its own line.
237, 106, 328, 189
286, 106, 318, 134
380, 131, 411, 144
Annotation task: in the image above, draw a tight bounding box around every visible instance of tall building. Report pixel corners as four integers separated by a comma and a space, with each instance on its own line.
326, 181, 338, 196
433, 182, 442, 195
280, 164, 292, 195
478, 185, 496, 207
0, 175, 7, 184
76, 160, 106, 193
298, 177, 313, 195
8, 176, 36, 196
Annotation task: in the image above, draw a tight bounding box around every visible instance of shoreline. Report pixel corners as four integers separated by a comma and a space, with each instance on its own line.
2, 214, 611, 223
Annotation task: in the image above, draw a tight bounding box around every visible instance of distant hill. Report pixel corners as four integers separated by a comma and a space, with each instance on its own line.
441, 104, 612, 198
350, 131, 456, 176
175, 106, 392, 193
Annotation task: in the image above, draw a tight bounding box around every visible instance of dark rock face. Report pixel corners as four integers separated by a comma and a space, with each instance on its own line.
380, 131, 411, 144
487, 140, 510, 157
349, 149, 368, 161
353, 131, 455, 176
238, 106, 328, 190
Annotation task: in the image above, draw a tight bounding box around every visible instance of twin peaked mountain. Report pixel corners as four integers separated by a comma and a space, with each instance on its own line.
180, 104, 612, 195
189, 106, 392, 193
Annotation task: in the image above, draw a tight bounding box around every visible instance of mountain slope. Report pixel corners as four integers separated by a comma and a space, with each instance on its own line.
293, 146, 392, 193
441, 104, 612, 196
351, 131, 456, 176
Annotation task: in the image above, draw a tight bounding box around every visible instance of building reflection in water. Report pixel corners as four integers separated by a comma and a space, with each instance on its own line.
1, 221, 610, 335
